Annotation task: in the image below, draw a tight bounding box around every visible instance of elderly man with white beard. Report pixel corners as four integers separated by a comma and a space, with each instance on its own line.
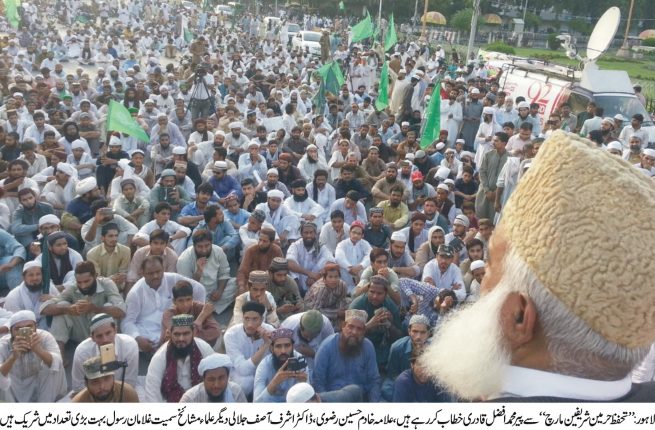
421, 131, 655, 402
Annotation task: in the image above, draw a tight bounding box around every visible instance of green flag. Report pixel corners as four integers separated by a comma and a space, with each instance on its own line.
106, 100, 150, 142
5, 0, 20, 28
317, 61, 345, 94
184, 28, 194, 43
420, 82, 442, 149
384, 14, 398, 52
350, 11, 374, 43
375, 62, 389, 111
339, 0, 345, 11
313, 82, 327, 115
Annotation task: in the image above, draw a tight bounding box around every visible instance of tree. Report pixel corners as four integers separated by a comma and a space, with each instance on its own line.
524, 12, 540, 32
451, 8, 474, 32
568, 18, 591, 35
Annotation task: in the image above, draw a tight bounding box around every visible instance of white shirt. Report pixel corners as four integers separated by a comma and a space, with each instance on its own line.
281, 312, 334, 378
123, 273, 206, 343
335, 239, 372, 271
71, 334, 139, 394
4, 282, 59, 329
144, 338, 214, 402
286, 238, 335, 289
223, 323, 275, 397
493, 365, 632, 401
422, 261, 466, 301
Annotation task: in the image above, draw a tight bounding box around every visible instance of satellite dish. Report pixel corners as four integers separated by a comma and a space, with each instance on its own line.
586, 7, 621, 61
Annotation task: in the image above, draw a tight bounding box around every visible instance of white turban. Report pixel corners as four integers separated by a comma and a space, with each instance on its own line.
56, 162, 75, 177
9, 310, 36, 327
71, 139, 86, 150
198, 353, 232, 375
267, 189, 284, 200
76, 177, 97, 195
39, 214, 60, 227
22, 260, 42, 273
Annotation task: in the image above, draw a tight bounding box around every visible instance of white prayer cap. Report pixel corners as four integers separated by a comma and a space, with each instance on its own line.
198, 353, 233, 375
229, 121, 243, 129
405, 153, 415, 161
248, 141, 260, 148
453, 214, 470, 228
39, 214, 60, 227
435, 167, 451, 180
108, 136, 122, 146
117, 159, 131, 171
172, 146, 187, 155
643, 149, 655, 158
9, 310, 36, 327
345, 309, 368, 324
435, 142, 446, 151
306, 144, 317, 151
601, 117, 614, 125
157, 112, 167, 119
482, 106, 494, 115
267, 168, 278, 176
267, 189, 284, 200
460, 151, 474, 159
470, 88, 480, 94
12, 92, 23, 98
444, 178, 455, 186
408, 314, 430, 328
614, 114, 626, 121
390, 231, 407, 243
213, 161, 228, 171
71, 139, 86, 150
436, 183, 449, 192
76, 177, 97, 195
89, 313, 115, 334
517, 101, 530, 109
470, 260, 486, 271
144, 99, 155, 105
22, 260, 42, 274
159, 85, 169, 91
607, 141, 623, 152
56, 162, 75, 177
401, 121, 410, 127
286, 382, 315, 403
455, 138, 465, 144
130, 149, 145, 157
215, 130, 226, 137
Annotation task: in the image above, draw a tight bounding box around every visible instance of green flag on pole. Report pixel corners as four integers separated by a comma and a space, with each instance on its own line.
420, 82, 442, 149
375, 62, 389, 111
313, 81, 327, 115
106, 100, 150, 142
317, 61, 345, 93
350, 11, 374, 43
5, 0, 20, 28
384, 14, 398, 52
339, 0, 345, 11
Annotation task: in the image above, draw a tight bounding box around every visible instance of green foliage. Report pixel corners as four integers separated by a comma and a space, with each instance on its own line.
485, 42, 516, 55
643, 38, 655, 48
547, 33, 560, 51
568, 18, 591, 35
451, 8, 474, 32
524, 12, 540, 31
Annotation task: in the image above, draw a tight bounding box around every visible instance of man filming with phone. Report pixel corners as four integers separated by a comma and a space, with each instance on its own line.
253, 328, 308, 403
0, 310, 67, 402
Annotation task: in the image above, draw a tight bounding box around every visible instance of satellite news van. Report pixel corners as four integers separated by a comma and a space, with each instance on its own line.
481, 7, 654, 144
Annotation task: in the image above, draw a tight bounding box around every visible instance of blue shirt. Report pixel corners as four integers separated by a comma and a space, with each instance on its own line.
349, 295, 402, 366
194, 220, 240, 251
0, 228, 26, 260
253, 351, 308, 403
65, 197, 93, 224
313, 333, 381, 402
224, 208, 250, 228
209, 175, 242, 199
11, 202, 54, 247
392, 369, 452, 402
180, 201, 203, 217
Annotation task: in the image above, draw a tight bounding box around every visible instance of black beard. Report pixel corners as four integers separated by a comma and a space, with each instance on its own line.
91, 389, 113, 402
401, 173, 410, 179
79, 280, 98, 296
267, 181, 277, 188
308, 157, 318, 164
631, 146, 641, 153
338, 336, 362, 357
272, 353, 290, 371
390, 201, 400, 208
172, 342, 193, 360
303, 238, 315, 249
258, 245, 271, 253
293, 193, 308, 202
206, 390, 226, 402
26, 282, 42, 293
195, 250, 211, 259
385, 177, 395, 183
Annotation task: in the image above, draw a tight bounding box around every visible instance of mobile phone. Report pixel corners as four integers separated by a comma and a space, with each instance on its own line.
100, 343, 116, 364
286, 356, 307, 372
18, 326, 33, 339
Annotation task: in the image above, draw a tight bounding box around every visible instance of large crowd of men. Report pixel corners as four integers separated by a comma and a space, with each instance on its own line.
0, 0, 654, 405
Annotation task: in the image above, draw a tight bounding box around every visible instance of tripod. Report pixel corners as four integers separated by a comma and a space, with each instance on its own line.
187, 71, 217, 120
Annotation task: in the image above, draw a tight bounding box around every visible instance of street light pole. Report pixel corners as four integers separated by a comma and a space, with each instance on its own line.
420, 0, 428, 39
465, 0, 481, 63
618, 0, 635, 57
517, 0, 528, 48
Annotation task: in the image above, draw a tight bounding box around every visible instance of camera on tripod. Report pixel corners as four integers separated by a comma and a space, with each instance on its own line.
195, 66, 207, 81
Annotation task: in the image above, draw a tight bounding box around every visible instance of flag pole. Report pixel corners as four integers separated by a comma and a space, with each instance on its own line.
378, 0, 383, 38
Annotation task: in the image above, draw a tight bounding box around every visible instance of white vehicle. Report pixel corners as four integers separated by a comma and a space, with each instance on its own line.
287, 23, 301, 43
483, 7, 654, 144
215, 4, 233, 15
292, 31, 322, 57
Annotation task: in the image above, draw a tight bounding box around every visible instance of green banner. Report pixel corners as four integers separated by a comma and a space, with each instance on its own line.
420, 83, 442, 149
384, 14, 398, 52
375, 62, 389, 111
350, 11, 374, 43
5, 0, 20, 28
106, 100, 150, 142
